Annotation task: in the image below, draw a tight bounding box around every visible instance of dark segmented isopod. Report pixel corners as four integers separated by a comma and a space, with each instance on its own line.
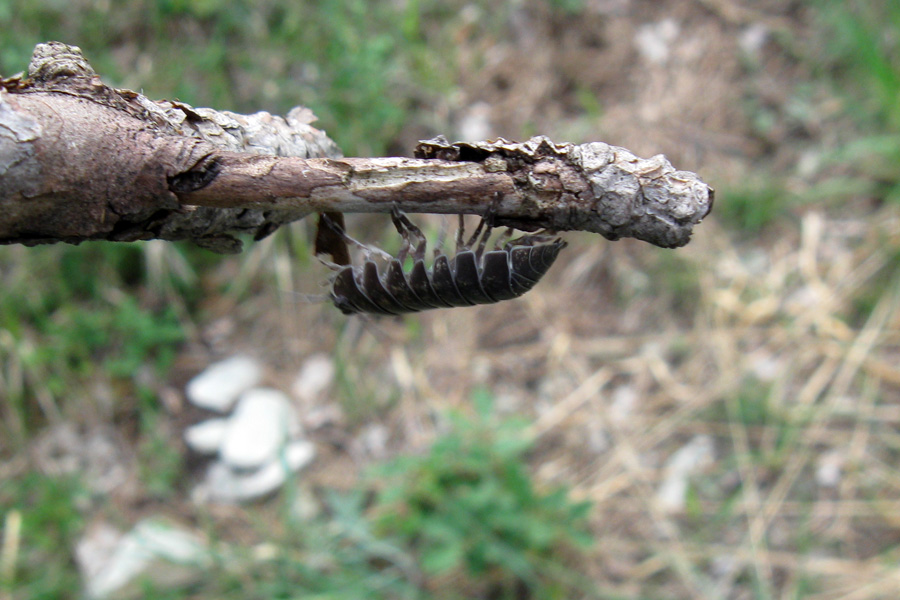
325, 206, 566, 316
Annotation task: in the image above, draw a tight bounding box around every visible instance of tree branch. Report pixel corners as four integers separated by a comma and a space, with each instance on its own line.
0, 42, 713, 253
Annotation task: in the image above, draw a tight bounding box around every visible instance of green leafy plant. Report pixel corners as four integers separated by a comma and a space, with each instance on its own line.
138, 489, 421, 600
44, 296, 185, 385
0, 0, 459, 157
0, 243, 189, 452
810, 1, 900, 203
717, 179, 791, 234
368, 392, 594, 599
137, 410, 185, 499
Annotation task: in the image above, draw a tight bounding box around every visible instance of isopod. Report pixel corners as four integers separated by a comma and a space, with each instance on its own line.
323, 206, 567, 316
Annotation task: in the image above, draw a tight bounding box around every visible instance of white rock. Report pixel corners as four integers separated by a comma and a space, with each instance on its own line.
303, 402, 344, 430
354, 423, 389, 459
610, 385, 638, 423
185, 355, 262, 412
220, 388, 299, 470
634, 18, 680, 65
656, 435, 715, 513
183, 418, 229, 454
586, 423, 609, 453
457, 101, 492, 143
290, 483, 321, 521
199, 440, 316, 503
291, 353, 335, 403
749, 350, 782, 382
816, 451, 843, 488
76, 519, 208, 599
284, 439, 316, 470
739, 23, 769, 60
76, 522, 121, 597
34, 424, 131, 495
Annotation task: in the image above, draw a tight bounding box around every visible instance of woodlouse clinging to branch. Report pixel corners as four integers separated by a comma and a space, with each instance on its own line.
319, 204, 567, 316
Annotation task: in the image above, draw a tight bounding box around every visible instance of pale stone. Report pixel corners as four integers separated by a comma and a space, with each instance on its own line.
76, 519, 208, 599
353, 423, 389, 459
183, 418, 229, 455
198, 440, 316, 503
656, 435, 715, 513
457, 101, 492, 143
291, 353, 335, 403
739, 23, 769, 59
816, 451, 843, 488
34, 424, 131, 495
634, 19, 680, 65
610, 385, 638, 423
185, 355, 262, 412
220, 388, 299, 470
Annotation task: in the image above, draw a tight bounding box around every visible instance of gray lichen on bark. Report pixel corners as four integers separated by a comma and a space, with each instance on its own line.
415, 136, 713, 248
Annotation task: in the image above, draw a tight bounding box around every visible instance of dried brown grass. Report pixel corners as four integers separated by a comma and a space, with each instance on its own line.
217, 195, 900, 598
412, 207, 898, 598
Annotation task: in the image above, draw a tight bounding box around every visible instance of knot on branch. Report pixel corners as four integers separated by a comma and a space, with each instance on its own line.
28, 41, 96, 83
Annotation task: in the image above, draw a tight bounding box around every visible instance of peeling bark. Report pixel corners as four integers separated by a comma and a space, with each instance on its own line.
0, 42, 713, 253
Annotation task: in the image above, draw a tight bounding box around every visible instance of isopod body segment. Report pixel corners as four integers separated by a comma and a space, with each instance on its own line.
328, 209, 566, 316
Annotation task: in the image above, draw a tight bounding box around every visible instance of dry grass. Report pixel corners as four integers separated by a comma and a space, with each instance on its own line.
536, 207, 900, 598
199, 196, 900, 598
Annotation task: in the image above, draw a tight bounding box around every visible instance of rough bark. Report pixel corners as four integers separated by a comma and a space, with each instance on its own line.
0, 42, 713, 254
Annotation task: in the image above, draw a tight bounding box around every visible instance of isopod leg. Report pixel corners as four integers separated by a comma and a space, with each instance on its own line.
474, 217, 494, 260
434, 217, 449, 261
494, 228, 514, 251
389, 207, 453, 310
321, 212, 392, 262
462, 213, 488, 251
391, 207, 428, 262
396, 222, 412, 265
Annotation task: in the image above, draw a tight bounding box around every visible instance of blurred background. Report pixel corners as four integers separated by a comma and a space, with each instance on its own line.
2, 1, 900, 598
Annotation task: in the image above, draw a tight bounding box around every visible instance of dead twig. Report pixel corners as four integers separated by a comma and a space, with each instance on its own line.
0, 42, 713, 253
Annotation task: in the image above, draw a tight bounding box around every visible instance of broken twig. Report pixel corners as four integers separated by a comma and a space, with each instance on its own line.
0, 42, 713, 253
